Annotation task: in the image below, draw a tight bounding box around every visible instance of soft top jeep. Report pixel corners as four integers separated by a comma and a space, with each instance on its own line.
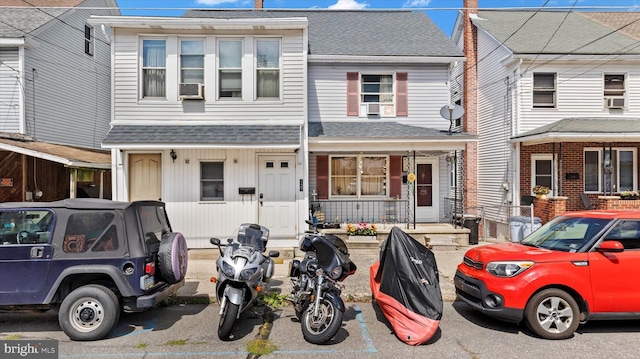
0, 198, 188, 341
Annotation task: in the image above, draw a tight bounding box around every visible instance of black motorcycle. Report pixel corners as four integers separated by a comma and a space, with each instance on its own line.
288, 220, 357, 344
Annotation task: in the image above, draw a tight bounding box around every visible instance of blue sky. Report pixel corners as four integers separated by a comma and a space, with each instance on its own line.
116, 0, 640, 35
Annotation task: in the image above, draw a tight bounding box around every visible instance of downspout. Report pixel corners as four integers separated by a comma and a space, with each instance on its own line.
100, 24, 111, 44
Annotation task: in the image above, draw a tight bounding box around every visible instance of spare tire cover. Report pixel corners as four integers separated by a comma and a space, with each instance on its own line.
159, 232, 188, 284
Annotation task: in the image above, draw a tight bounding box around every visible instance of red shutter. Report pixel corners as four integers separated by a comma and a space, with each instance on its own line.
389, 156, 402, 199
346, 72, 359, 116
316, 155, 329, 199
396, 72, 408, 117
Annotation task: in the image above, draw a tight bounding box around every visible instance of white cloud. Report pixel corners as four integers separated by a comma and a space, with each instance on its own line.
402, 0, 431, 7
196, 0, 242, 5
328, 0, 369, 10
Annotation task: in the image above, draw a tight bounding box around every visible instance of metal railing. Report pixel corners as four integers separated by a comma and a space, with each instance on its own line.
310, 199, 409, 224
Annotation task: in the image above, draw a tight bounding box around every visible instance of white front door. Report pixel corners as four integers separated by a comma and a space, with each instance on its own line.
415, 159, 438, 222
258, 155, 297, 238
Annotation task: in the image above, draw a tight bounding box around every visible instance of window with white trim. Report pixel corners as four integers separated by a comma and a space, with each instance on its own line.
360, 74, 394, 116
531, 154, 553, 193
84, 24, 93, 56
256, 38, 280, 99
180, 39, 204, 85
142, 39, 166, 98
218, 39, 243, 98
604, 74, 626, 108
584, 148, 636, 193
330, 155, 388, 197
532, 73, 556, 108
201, 162, 224, 201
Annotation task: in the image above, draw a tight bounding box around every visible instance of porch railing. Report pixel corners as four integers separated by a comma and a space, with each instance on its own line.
310, 199, 409, 224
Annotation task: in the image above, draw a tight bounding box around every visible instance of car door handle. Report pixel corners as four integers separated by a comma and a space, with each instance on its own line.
30, 247, 44, 258
260, 193, 264, 207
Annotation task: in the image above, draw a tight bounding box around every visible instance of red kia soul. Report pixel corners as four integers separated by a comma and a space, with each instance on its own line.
455, 210, 640, 339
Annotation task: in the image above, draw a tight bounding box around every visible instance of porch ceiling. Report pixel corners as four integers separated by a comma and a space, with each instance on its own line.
0, 137, 111, 169
102, 125, 301, 149
512, 118, 640, 146
308, 122, 477, 152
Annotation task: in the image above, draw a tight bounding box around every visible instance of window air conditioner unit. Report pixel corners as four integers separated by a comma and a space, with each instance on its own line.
605, 97, 625, 109
366, 103, 380, 115
179, 83, 204, 100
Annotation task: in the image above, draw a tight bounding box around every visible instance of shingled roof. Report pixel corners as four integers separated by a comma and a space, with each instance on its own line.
475, 10, 640, 55
184, 9, 463, 58
0, 0, 84, 37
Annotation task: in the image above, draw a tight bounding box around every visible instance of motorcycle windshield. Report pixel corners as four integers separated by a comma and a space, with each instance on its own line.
236, 226, 265, 251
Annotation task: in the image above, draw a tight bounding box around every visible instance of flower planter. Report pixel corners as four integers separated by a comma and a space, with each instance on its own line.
535, 194, 547, 199
348, 235, 377, 242
621, 196, 639, 200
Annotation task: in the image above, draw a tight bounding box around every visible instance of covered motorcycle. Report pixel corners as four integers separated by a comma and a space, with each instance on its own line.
210, 223, 279, 340
369, 226, 443, 345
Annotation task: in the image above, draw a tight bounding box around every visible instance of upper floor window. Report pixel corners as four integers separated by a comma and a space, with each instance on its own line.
219, 39, 243, 98
347, 72, 407, 117
532, 73, 556, 108
180, 39, 204, 85
142, 39, 166, 98
604, 74, 626, 109
84, 24, 93, 56
584, 148, 636, 193
201, 162, 224, 201
330, 155, 388, 197
256, 38, 280, 99
361, 74, 394, 116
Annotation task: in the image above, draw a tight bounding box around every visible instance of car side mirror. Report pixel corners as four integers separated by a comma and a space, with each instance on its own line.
269, 250, 280, 258
210, 237, 220, 246
597, 240, 624, 253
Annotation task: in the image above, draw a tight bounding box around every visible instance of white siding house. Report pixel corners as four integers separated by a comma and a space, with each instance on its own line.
453, 9, 640, 238
0, 0, 117, 203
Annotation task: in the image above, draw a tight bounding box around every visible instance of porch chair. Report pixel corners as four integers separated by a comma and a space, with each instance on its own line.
521, 195, 536, 206
579, 193, 599, 210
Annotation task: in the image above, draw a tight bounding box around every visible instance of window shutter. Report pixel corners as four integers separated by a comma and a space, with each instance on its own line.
396, 72, 408, 117
316, 155, 329, 199
347, 72, 359, 116
389, 156, 402, 199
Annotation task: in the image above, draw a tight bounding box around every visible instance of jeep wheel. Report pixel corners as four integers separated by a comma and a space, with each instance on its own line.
524, 288, 579, 340
159, 232, 188, 284
59, 284, 120, 341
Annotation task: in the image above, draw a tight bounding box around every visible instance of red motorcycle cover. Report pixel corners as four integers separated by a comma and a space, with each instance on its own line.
370, 227, 443, 345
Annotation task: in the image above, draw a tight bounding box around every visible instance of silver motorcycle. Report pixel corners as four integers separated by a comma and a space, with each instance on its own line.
210, 223, 279, 340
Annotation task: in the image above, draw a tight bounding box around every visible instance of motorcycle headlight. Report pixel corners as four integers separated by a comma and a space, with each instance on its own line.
220, 261, 235, 277
328, 266, 343, 280
289, 260, 301, 277
240, 267, 258, 280
486, 261, 534, 278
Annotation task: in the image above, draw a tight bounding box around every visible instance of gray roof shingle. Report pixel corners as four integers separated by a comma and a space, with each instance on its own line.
513, 118, 640, 139
102, 125, 301, 146
308, 122, 474, 139
476, 10, 640, 55
0, 7, 68, 37
184, 10, 463, 58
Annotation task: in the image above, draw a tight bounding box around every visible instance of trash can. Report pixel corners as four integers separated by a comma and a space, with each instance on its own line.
462, 215, 480, 245
522, 217, 542, 238
510, 216, 542, 242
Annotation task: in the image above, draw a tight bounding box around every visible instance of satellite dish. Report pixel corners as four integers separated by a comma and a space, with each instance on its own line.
440, 104, 464, 135
439, 104, 464, 121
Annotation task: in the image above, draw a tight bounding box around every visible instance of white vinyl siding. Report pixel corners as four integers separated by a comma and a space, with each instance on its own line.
112, 30, 304, 124
0, 48, 21, 133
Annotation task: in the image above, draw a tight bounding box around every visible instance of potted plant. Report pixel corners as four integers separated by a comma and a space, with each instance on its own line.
532, 185, 551, 199
346, 222, 377, 241
620, 190, 639, 200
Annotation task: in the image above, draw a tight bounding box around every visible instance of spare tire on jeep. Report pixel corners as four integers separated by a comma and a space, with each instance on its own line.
158, 232, 188, 284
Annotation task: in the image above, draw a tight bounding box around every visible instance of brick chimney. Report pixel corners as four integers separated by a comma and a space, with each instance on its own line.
255, 0, 263, 8
463, 0, 479, 210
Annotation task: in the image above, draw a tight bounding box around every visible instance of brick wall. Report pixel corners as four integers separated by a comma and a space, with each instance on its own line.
520, 142, 640, 212
533, 197, 567, 224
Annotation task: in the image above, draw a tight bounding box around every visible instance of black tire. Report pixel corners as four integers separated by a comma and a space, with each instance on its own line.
524, 288, 580, 340
301, 298, 343, 344
218, 302, 239, 341
159, 232, 188, 284
58, 284, 120, 341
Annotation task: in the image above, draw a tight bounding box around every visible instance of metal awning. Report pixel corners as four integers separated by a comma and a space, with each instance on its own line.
102, 125, 302, 149
512, 118, 640, 145
0, 137, 111, 170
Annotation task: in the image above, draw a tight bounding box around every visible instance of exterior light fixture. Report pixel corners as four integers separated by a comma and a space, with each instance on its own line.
170, 149, 177, 163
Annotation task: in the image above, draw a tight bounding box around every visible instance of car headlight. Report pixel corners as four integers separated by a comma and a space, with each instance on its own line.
486, 261, 534, 277
240, 268, 258, 280
220, 261, 235, 277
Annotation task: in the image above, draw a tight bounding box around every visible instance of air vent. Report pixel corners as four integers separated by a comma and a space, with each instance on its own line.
179, 83, 204, 100
605, 97, 625, 109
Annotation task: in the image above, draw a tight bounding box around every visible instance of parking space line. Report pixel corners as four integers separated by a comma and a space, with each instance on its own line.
354, 305, 377, 353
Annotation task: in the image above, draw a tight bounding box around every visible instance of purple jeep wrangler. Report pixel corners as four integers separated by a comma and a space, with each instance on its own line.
0, 199, 188, 341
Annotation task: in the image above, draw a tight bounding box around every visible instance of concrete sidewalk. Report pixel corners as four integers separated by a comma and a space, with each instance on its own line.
176, 240, 500, 303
